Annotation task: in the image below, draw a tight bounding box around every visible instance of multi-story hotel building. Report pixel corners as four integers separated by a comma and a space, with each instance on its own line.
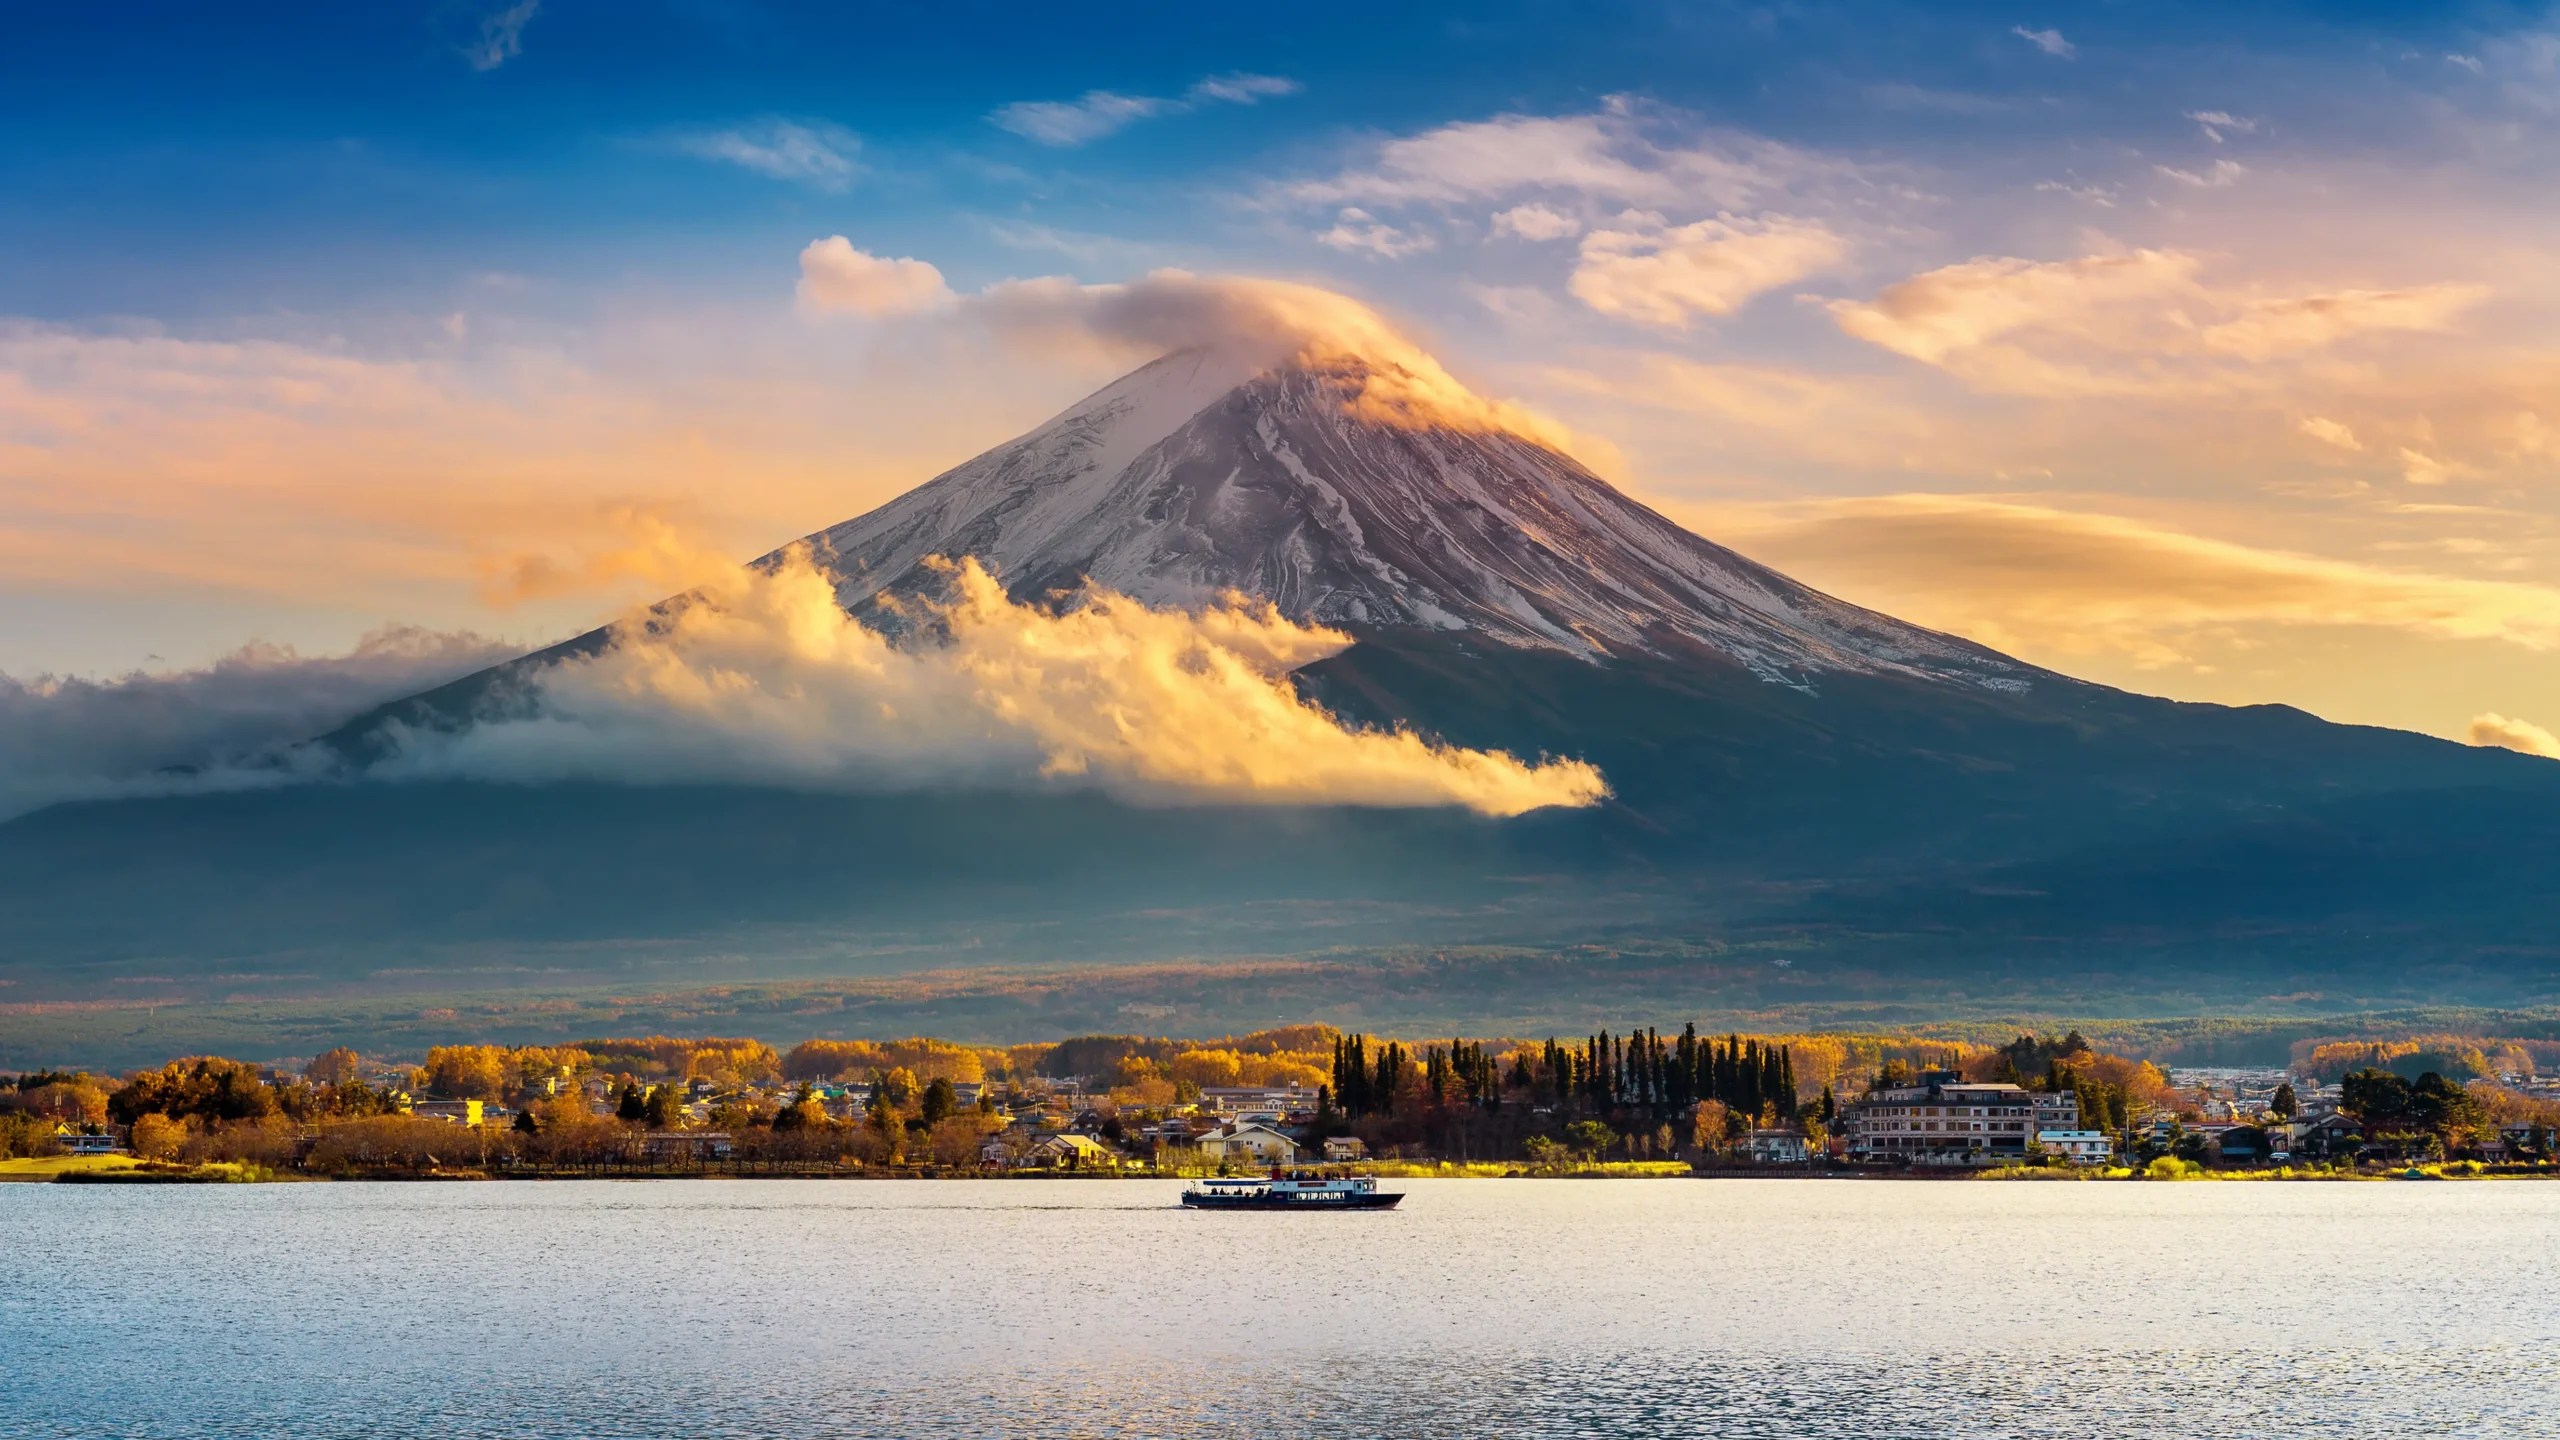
1842, 1072, 2081, 1166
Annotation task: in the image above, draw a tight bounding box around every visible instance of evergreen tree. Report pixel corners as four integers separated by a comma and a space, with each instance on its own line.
2270, 1082, 2298, 1119
643, 1082, 683, 1129
920, 1077, 956, 1127
615, 1083, 646, 1122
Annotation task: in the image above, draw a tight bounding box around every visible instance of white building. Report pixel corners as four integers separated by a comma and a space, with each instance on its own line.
1842, 1075, 2079, 1166
2036, 1130, 2113, 1164
1745, 1129, 1811, 1163
1322, 1136, 1368, 1162
1199, 1085, 1317, 1119
408, 1099, 484, 1127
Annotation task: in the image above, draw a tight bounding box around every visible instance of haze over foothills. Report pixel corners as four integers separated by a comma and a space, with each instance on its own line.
10, 0, 2560, 803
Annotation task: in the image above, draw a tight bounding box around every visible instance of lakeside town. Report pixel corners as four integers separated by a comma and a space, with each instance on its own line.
6, 1025, 2558, 1183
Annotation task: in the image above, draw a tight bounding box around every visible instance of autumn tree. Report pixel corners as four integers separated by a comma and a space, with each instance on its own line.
305, 1048, 364, 1088
129, 1113, 187, 1160
111, 1057, 276, 1126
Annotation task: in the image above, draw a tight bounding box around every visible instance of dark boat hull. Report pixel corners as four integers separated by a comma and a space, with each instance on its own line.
1180, 1192, 1403, 1210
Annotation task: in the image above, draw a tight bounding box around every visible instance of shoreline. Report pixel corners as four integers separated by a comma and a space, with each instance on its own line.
15, 1157, 2552, 1185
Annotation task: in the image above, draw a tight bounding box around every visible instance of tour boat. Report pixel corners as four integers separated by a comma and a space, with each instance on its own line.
1180, 1170, 1403, 1210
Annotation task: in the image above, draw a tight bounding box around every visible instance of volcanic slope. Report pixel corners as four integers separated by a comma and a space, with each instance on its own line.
797, 348, 2031, 688
6, 339, 2559, 996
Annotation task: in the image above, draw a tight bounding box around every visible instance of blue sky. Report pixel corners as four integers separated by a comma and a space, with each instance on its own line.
8, 1, 2560, 750
2, 1, 2520, 316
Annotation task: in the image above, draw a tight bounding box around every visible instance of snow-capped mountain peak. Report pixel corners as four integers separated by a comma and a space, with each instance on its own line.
787, 348, 2032, 691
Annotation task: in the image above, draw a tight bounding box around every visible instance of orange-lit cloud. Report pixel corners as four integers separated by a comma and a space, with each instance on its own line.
0, 315, 1071, 664
795, 239, 955, 316
2469, 712, 2560, 759
474, 505, 740, 609
1827, 250, 2488, 396
393, 550, 1609, 815
1569, 213, 1847, 328
1692, 493, 2560, 667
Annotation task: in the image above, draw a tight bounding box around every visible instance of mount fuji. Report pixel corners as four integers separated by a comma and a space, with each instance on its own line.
795, 347, 2028, 691
5, 335, 2559, 1022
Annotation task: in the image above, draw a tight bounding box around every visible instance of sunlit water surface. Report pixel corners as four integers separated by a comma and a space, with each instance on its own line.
7, 1177, 2557, 1437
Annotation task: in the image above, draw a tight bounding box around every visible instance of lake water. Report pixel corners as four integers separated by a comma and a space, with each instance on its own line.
6, 1177, 2556, 1438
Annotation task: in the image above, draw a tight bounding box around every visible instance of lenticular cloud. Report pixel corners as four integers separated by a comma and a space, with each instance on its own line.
386, 550, 1608, 816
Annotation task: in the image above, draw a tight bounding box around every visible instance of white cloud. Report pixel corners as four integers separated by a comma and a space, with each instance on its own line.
1289, 108, 1805, 210
1831, 250, 2488, 396
991, 91, 1171, 146
1491, 203, 1583, 241
2155, 159, 2248, 188
2470, 712, 2560, 757
387, 551, 1605, 816
795, 239, 957, 318
1569, 213, 1848, 328
0, 627, 516, 820
675, 119, 861, 191
2299, 416, 2362, 451
990, 72, 1301, 146
2012, 26, 2075, 59
1188, 73, 1301, 104
463, 0, 539, 72
1315, 208, 1436, 258
2186, 110, 2260, 143
2448, 53, 2486, 75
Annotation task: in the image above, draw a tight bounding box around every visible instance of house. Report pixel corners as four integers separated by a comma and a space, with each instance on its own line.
2287, 1112, 2364, 1160
53, 1129, 123, 1156
2036, 1130, 2113, 1165
1195, 1123, 1298, 1167
409, 1100, 484, 1127
1322, 1136, 1368, 1162
1745, 1129, 1810, 1164
642, 1131, 733, 1160
1840, 1073, 2080, 1167
1199, 1085, 1318, 1119
2214, 1125, 2271, 1165
1029, 1133, 1118, 1169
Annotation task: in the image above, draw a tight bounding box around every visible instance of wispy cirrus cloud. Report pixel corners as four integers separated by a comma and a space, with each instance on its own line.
463, 0, 539, 72
1286, 107, 1810, 210
1828, 249, 2488, 396
989, 72, 1300, 146
1315, 208, 1436, 258
1694, 493, 2560, 668
673, 119, 862, 190
2011, 26, 2074, 59
2187, 110, 2259, 143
